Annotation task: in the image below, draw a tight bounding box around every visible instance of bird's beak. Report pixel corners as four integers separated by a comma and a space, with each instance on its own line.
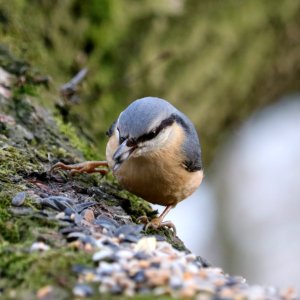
112, 140, 136, 171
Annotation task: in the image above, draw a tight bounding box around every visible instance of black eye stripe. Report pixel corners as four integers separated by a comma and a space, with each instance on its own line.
137, 115, 176, 143
126, 138, 137, 147
117, 113, 188, 146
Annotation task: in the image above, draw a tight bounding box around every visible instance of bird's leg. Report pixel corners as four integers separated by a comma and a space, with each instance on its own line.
50, 161, 109, 176
137, 205, 176, 235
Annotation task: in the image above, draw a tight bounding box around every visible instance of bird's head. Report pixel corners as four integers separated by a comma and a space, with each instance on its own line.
110, 97, 185, 172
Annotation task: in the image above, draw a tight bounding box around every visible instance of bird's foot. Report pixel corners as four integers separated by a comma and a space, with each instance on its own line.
137, 215, 177, 235
50, 161, 109, 176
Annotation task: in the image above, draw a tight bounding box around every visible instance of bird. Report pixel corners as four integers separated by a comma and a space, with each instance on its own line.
50, 97, 203, 234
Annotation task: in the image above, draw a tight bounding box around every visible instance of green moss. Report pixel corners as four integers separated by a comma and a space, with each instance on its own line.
54, 115, 99, 161
122, 193, 157, 222
0, 188, 58, 244
0, 245, 92, 290
48, 145, 76, 162
0, 187, 22, 243
0, 144, 43, 179
0, 199, 15, 242
99, 182, 157, 221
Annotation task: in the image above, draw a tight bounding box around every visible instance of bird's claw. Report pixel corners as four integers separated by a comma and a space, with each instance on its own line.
137, 215, 177, 236
50, 161, 108, 176
137, 215, 149, 224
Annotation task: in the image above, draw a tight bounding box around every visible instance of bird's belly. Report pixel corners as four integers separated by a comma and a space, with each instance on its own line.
114, 156, 203, 206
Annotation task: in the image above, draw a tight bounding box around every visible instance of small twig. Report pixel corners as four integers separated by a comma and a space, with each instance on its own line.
60, 68, 88, 103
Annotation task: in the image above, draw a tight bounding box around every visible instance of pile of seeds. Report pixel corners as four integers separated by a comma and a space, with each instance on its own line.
69, 226, 296, 300
11, 189, 297, 300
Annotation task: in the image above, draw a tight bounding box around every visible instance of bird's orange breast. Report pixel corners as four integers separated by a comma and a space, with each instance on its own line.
106, 123, 203, 206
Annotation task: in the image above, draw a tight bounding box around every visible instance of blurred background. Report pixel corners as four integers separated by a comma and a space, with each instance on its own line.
1, 0, 300, 290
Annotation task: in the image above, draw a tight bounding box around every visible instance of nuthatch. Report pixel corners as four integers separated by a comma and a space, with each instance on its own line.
51, 97, 203, 233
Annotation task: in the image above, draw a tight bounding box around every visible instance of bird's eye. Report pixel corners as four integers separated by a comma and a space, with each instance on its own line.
126, 138, 137, 147
119, 136, 126, 144
147, 129, 157, 139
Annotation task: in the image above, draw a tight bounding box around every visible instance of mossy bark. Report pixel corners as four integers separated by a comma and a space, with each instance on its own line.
0, 48, 187, 299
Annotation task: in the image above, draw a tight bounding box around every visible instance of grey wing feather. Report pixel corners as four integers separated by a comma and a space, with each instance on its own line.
175, 113, 203, 172
106, 120, 117, 137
